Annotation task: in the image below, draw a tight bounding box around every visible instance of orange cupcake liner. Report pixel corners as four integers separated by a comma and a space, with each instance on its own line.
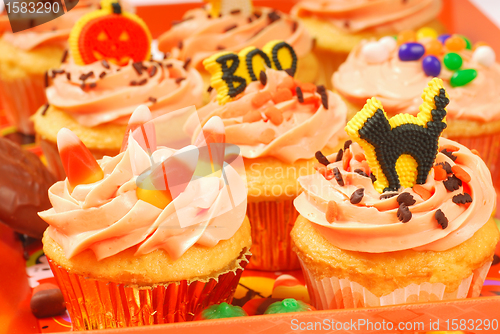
300, 259, 492, 310
0, 73, 47, 135
47, 251, 250, 330
246, 199, 300, 271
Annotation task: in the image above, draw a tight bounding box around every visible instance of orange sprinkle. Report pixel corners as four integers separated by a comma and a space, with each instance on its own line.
433, 165, 447, 181
242, 110, 262, 123
445, 35, 466, 52
397, 30, 416, 45
452, 165, 471, 183
296, 81, 316, 93
473, 41, 489, 51
303, 94, 319, 104
471, 149, 481, 157
325, 201, 338, 223
413, 184, 432, 201
343, 149, 352, 171
439, 144, 459, 152
354, 153, 366, 161
259, 128, 275, 144
272, 88, 293, 104
264, 106, 283, 125
277, 75, 295, 91
251, 91, 272, 108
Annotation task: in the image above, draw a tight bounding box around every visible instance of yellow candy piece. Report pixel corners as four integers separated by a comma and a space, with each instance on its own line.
416, 27, 438, 41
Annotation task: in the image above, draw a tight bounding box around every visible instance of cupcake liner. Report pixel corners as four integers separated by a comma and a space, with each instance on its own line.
47, 250, 251, 330
0, 73, 47, 135
247, 199, 300, 271
300, 259, 492, 310
449, 133, 500, 190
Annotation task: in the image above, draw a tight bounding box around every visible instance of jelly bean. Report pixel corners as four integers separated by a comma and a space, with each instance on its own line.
362, 41, 389, 63
398, 43, 425, 61
472, 46, 496, 67
422, 55, 441, 77
445, 35, 466, 52
397, 30, 416, 45
31, 283, 66, 318
459, 35, 472, 49
437, 34, 451, 45
443, 52, 462, 70
379, 36, 397, 53
424, 39, 443, 56
416, 27, 438, 41
473, 41, 488, 51
450, 69, 477, 87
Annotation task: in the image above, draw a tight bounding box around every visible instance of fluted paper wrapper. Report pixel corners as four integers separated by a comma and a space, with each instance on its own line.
0, 74, 47, 135
47, 251, 250, 330
247, 199, 300, 271
300, 259, 492, 310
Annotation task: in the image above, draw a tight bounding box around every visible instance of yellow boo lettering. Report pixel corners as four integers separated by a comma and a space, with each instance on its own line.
203, 40, 298, 104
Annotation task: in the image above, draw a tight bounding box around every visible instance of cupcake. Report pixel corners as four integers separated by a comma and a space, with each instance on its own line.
188, 42, 347, 271
333, 32, 500, 189
39, 108, 251, 329
157, 1, 318, 92
32, 0, 203, 180
0, 0, 99, 134
292, 78, 499, 309
291, 0, 445, 87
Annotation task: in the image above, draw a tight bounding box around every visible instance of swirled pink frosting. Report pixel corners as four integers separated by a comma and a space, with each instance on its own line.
1, 0, 99, 50
291, 0, 441, 33
187, 69, 347, 163
294, 138, 495, 252
157, 7, 313, 69
46, 57, 203, 127
38, 133, 247, 260
333, 41, 500, 122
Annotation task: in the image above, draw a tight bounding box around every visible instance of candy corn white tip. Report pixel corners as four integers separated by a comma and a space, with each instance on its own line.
56, 128, 81, 153
129, 105, 153, 124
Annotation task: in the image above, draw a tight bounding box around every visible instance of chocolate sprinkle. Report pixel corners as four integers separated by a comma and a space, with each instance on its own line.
51, 69, 65, 78
284, 68, 294, 77
166, 63, 173, 68
44, 71, 49, 88
315, 151, 330, 166
224, 24, 238, 32
259, 71, 267, 86
148, 97, 157, 103
216, 45, 225, 50
435, 209, 448, 229
350, 188, 364, 204
319, 89, 328, 109
292, 21, 298, 33
343, 140, 352, 151
183, 58, 192, 70
370, 173, 377, 183
149, 66, 158, 78
89, 82, 96, 88
230, 9, 241, 15
247, 17, 253, 23
335, 148, 343, 162
132, 62, 144, 75
443, 175, 462, 192
397, 192, 416, 206
254, 11, 262, 19
333, 167, 344, 186
452, 193, 472, 205
101, 59, 110, 69
41, 103, 49, 116
99, 71, 106, 79
441, 148, 457, 162
207, 86, 213, 93
344, 20, 350, 29
380, 192, 397, 200
354, 169, 368, 178
175, 77, 186, 84
79, 71, 94, 81
61, 50, 68, 63
436, 161, 452, 174
397, 203, 412, 223
137, 78, 148, 86
178, 41, 183, 50
130, 81, 137, 86
171, 20, 181, 26
268, 11, 281, 23
296, 86, 304, 103
66, 72, 71, 80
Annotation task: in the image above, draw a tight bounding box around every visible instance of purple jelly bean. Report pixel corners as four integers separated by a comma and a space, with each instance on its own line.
422, 55, 441, 77
398, 43, 425, 61
437, 34, 451, 45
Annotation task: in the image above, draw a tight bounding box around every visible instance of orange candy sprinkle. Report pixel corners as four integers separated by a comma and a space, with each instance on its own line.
343, 149, 352, 171
425, 39, 443, 56
242, 110, 262, 123
277, 75, 295, 91
452, 165, 471, 183
439, 144, 459, 152
433, 165, 447, 181
398, 30, 416, 45
251, 91, 272, 108
272, 88, 293, 104
354, 153, 366, 161
264, 106, 283, 125
445, 35, 466, 52
413, 184, 432, 200
303, 93, 319, 104
471, 149, 481, 157
326, 200, 338, 223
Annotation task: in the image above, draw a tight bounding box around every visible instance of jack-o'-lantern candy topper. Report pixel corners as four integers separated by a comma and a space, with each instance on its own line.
203, 0, 253, 17
345, 78, 450, 193
203, 40, 298, 105
69, 0, 152, 66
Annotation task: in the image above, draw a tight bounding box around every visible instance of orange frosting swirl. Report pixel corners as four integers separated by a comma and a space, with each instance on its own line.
187, 69, 347, 163
157, 7, 313, 69
46, 57, 203, 127
294, 138, 495, 252
291, 0, 441, 33
333, 41, 500, 122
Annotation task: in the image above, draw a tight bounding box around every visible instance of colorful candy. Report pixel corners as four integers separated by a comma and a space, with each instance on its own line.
422, 55, 441, 77
362, 41, 389, 64
460, 35, 472, 50
443, 52, 462, 70
30, 283, 66, 318
450, 69, 477, 87
264, 298, 315, 314
398, 43, 425, 61
121, 105, 156, 153
472, 46, 496, 67
437, 34, 451, 45
445, 35, 466, 52
424, 39, 443, 56
397, 30, 416, 45
416, 27, 438, 41
379, 36, 397, 53
197, 302, 248, 320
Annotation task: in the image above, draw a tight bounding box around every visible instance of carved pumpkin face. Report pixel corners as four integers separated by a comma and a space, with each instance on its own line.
69, 0, 151, 66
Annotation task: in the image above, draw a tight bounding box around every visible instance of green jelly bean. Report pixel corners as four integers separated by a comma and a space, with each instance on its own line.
460, 35, 472, 50
450, 69, 477, 87
443, 52, 463, 70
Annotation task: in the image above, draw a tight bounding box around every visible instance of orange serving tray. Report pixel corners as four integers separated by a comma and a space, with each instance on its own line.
1, 1, 500, 333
